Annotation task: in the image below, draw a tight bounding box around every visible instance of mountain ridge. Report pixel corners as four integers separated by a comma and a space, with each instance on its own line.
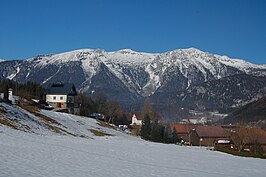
1, 48, 266, 115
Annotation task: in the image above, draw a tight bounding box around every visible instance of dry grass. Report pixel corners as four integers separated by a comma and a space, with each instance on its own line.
19, 102, 61, 126
89, 129, 112, 136
34, 112, 62, 126
97, 121, 117, 131
0, 107, 7, 114
0, 118, 17, 129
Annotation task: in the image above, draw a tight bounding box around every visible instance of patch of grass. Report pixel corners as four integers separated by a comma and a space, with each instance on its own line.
0, 118, 18, 129
0, 107, 7, 114
34, 112, 61, 126
97, 121, 117, 131
217, 147, 266, 159
19, 103, 38, 114
89, 129, 113, 136
19, 102, 61, 126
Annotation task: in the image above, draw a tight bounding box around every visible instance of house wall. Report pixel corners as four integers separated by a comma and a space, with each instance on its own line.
46, 94, 67, 103
177, 133, 189, 142
190, 131, 222, 146
190, 132, 200, 146
130, 114, 142, 126
46, 94, 68, 109
201, 138, 217, 146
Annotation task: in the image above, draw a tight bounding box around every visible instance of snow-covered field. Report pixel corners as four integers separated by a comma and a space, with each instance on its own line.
1, 104, 266, 177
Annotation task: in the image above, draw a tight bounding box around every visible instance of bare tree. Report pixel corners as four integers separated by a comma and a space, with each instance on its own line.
105, 101, 122, 124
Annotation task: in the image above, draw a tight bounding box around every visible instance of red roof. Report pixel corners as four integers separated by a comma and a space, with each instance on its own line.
171, 124, 191, 134
194, 126, 228, 138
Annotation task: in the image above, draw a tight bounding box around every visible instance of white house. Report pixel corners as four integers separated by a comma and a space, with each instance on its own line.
0, 93, 4, 100
0, 89, 16, 104
130, 114, 142, 126
8, 88, 16, 104
45, 83, 78, 113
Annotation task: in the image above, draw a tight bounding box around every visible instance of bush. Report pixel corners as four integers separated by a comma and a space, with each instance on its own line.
216, 147, 266, 159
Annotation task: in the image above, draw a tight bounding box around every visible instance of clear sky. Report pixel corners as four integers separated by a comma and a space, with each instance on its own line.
0, 0, 265, 64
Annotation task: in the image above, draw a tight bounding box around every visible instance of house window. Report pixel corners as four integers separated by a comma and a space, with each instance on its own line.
60, 96, 63, 100
53, 96, 56, 100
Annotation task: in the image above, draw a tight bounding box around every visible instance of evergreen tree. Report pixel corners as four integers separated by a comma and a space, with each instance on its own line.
151, 119, 163, 142
163, 124, 171, 144
3, 83, 9, 101
171, 127, 179, 144
140, 114, 151, 140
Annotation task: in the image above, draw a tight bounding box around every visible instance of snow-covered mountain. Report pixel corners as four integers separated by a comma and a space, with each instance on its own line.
1, 48, 266, 111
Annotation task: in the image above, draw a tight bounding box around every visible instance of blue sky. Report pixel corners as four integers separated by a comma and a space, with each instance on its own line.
0, 0, 265, 64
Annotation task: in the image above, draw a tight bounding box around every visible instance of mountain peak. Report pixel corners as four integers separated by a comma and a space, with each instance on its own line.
117, 49, 137, 53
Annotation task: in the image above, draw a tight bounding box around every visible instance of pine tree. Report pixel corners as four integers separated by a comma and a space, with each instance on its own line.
163, 125, 171, 144
172, 127, 179, 144
3, 83, 9, 101
151, 119, 163, 142
140, 114, 151, 140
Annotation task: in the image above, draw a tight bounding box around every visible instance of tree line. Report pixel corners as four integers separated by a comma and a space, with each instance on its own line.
140, 98, 179, 144
76, 93, 129, 125
0, 79, 44, 101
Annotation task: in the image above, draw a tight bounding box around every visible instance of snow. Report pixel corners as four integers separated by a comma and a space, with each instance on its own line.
41, 66, 62, 84
7, 67, 20, 80
1, 104, 266, 177
106, 49, 157, 64
17, 47, 266, 97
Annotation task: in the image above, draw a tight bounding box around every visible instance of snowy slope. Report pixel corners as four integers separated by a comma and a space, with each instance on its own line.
1, 119, 266, 177
0, 102, 123, 137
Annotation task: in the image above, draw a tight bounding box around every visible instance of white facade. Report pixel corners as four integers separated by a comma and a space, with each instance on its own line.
8, 89, 16, 104
46, 95, 67, 103
130, 114, 142, 126
0, 93, 4, 100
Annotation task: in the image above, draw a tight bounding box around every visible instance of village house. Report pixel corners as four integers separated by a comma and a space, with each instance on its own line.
171, 124, 192, 143
0, 88, 16, 104
130, 113, 142, 126
190, 126, 229, 147
45, 83, 78, 114
129, 113, 142, 136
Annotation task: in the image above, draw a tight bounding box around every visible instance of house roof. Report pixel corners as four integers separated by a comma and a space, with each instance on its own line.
46, 83, 77, 95
193, 126, 228, 138
128, 112, 142, 121
171, 124, 191, 134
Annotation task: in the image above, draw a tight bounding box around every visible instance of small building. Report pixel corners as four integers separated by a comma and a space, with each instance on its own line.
45, 83, 78, 114
190, 126, 229, 147
8, 88, 16, 104
128, 113, 142, 136
0, 93, 4, 100
171, 124, 193, 143
130, 113, 142, 126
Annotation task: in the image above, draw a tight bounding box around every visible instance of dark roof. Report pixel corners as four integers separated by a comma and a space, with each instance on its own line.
46, 83, 77, 95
